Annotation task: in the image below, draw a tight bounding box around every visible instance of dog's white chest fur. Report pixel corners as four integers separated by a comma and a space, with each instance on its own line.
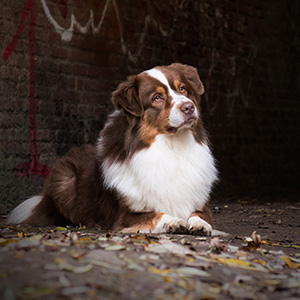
102, 130, 217, 220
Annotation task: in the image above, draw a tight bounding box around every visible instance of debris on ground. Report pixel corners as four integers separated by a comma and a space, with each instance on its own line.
0, 199, 299, 299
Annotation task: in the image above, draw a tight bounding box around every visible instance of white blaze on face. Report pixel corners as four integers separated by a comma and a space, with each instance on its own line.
145, 68, 198, 128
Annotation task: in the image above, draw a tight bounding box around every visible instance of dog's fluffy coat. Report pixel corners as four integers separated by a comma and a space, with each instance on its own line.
8, 63, 217, 235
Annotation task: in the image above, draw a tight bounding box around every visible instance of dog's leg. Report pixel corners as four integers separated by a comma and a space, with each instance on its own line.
117, 212, 189, 234
188, 204, 213, 236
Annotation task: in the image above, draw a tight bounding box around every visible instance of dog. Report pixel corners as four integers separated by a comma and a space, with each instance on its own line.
8, 63, 218, 235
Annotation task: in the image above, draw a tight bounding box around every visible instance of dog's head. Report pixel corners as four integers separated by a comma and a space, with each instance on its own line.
112, 63, 205, 142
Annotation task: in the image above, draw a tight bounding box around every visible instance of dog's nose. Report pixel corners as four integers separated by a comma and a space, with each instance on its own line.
180, 102, 195, 115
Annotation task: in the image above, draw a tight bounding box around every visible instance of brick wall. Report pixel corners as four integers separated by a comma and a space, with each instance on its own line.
1, 0, 299, 212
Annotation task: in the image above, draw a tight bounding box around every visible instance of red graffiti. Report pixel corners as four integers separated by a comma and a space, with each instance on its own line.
4, 0, 49, 178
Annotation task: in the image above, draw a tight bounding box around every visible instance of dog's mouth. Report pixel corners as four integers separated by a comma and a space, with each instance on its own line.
167, 127, 178, 134
167, 117, 197, 134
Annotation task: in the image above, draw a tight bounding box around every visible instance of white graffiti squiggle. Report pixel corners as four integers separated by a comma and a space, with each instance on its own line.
39, 0, 185, 65
40, 0, 126, 53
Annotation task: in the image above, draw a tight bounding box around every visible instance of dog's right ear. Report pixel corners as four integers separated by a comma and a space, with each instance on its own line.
112, 75, 144, 117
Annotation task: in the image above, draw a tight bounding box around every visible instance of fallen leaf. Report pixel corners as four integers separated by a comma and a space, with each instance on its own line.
162, 276, 173, 283
245, 231, 261, 250
59, 275, 71, 287
176, 267, 211, 277
194, 281, 222, 299
78, 237, 93, 245
55, 226, 68, 231
2, 239, 40, 251
86, 249, 126, 269
22, 286, 53, 299
0, 239, 19, 246
177, 279, 193, 290
42, 240, 70, 247
17, 232, 26, 238
55, 257, 67, 264
223, 282, 256, 300
130, 235, 150, 245
148, 267, 176, 275
280, 278, 300, 288
119, 254, 144, 271
148, 243, 193, 255
104, 244, 126, 251
254, 259, 266, 266
61, 286, 90, 296
72, 264, 93, 274
280, 256, 300, 269
290, 256, 300, 263
212, 256, 264, 272
261, 240, 280, 246
139, 253, 160, 261
27, 234, 44, 241
0, 238, 7, 244
68, 249, 86, 260
227, 245, 239, 252
87, 259, 123, 270
58, 262, 93, 273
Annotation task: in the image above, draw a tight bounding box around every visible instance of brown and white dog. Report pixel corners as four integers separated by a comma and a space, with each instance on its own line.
8, 63, 218, 235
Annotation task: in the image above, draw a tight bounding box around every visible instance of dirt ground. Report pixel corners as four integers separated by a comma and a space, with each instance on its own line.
0, 197, 300, 300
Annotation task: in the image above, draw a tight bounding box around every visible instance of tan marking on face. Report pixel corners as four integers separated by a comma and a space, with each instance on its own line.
156, 86, 166, 95
140, 107, 172, 144
174, 79, 181, 91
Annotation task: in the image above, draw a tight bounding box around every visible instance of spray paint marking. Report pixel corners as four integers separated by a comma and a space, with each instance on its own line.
4, 0, 49, 178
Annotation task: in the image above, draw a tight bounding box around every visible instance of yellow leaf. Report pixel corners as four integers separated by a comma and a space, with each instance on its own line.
0, 239, 19, 246
0, 238, 7, 244
148, 267, 176, 275
55, 226, 68, 231
211, 256, 261, 271
254, 259, 266, 266
78, 237, 93, 244
280, 256, 300, 269
17, 232, 24, 238
261, 240, 280, 246
162, 276, 173, 283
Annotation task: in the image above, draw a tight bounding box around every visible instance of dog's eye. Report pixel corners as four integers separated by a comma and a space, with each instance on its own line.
153, 95, 163, 103
179, 86, 186, 92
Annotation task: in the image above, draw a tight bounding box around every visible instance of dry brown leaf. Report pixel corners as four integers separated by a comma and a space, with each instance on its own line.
245, 231, 261, 250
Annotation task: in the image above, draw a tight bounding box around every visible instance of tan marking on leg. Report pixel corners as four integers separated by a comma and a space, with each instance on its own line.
120, 212, 165, 233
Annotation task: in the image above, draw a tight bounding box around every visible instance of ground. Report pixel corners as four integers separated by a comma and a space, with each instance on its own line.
0, 198, 300, 300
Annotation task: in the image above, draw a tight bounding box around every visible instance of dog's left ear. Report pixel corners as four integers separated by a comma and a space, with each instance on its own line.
170, 63, 205, 96
112, 75, 144, 117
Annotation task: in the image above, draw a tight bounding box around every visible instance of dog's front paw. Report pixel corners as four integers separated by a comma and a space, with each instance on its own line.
188, 216, 212, 236
153, 214, 188, 234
